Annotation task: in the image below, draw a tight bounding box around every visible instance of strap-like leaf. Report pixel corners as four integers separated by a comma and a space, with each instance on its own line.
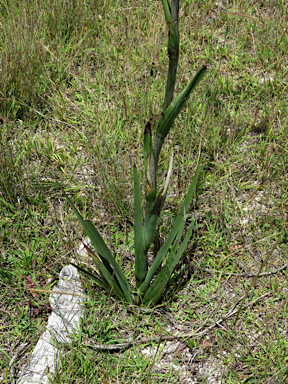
144, 122, 154, 202
143, 224, 193, 304
133, 166, 146, 284
139, 160, 202, 294
142, 212, 158, 253
66, 196, 133, 304
71, 263, 125, 300
156, 66, 207, 141
82, 243, 127, 298
143, 151, 173, 253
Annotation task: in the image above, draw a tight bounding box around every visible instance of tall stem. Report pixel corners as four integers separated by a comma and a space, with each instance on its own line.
146, 0, 179, 214
163, 0, 179, 111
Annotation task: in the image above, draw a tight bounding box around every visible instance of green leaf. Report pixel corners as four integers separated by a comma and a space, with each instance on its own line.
139, 160, 202, 294
71, 263, 125, 300
143, 151, 174, 253
143, 224, 193, 304
143, 212, 158, 253
169, 215, 187, 261
66, 195, 133, 304
0, 197, 16, 212
0, 346, 11, 361
144, 121, 154, 201
77, 247, 125, 301
133, 166, 146, 284
156, 66, 207, 141
83, 242, 113, 276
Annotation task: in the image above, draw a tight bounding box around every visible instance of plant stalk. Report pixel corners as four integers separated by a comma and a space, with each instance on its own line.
146, 0, 179, 213
163, 0, 179, 111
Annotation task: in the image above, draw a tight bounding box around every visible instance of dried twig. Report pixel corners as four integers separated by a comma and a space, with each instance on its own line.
201, 262, 288, 277
80, 292, 271, 351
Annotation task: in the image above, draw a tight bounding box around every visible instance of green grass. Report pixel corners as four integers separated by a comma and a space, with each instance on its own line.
0, 0, 288, 382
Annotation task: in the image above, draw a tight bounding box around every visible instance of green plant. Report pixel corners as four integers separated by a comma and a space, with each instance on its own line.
1, 0, 288, 381
66, 0, 206, 306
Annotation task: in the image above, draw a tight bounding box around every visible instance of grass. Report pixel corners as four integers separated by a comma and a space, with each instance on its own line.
0, 0, 288, 382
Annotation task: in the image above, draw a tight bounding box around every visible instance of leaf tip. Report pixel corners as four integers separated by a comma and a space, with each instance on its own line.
144, 121, 151, 134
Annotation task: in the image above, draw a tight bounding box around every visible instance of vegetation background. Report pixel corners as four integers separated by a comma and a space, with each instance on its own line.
0, 0, 288, 382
